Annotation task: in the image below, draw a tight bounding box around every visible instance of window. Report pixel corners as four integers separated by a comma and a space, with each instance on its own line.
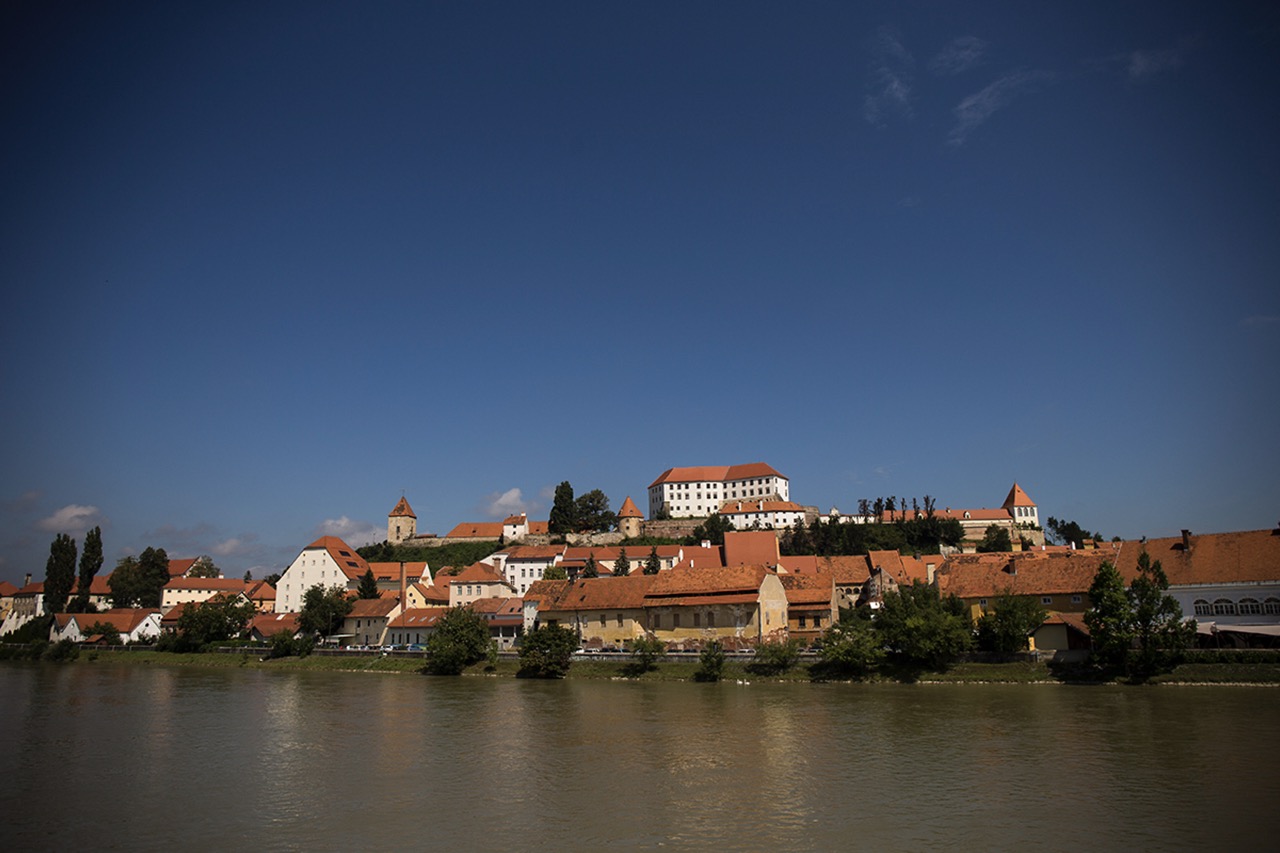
1071, 595, 1082, 604
616, 614, 623, 627
673, 613, 681, 628
693, 612, 701, 628
707, 611, 715, 628
1193, 599, 1211, 616
1212, 599, 1237, 616
979, 598, 987, 607
1265, 598, 1280, 615
1041, 597, 1053, 605
798, 615, 807, 628
1239, 598, 1261, 615
814, 614, 822, 628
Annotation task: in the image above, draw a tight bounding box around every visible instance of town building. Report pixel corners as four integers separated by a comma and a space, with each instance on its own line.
648, 463, 790, 519
388, 496, 417, 544
617, 496, 644, 538
274, 536, 370, 613
717, 499, 808, 531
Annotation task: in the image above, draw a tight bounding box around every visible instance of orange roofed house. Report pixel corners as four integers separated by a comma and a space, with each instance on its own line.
274, 536, 371, 613
648, 462, 790, 519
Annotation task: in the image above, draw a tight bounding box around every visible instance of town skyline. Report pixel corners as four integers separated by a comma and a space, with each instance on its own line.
3, 3, 1278, 584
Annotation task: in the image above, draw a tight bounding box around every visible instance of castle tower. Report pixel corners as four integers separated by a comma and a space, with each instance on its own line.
1002, 483, 1039, 529
617, 496, 644, 539
388, 496, 417, 545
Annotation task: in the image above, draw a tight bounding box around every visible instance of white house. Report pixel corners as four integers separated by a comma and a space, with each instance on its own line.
717, 500, 808, 531
274, 536, 370, 613
648, 463, 790, 519
162, 577, 253, 610
486, 545, 565, 596
50, 609, 163, 644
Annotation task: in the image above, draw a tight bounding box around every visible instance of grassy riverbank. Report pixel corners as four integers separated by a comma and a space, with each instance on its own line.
52, 648, 1280, 685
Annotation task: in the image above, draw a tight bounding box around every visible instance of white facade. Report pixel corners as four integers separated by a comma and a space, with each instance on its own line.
648, 465, 791, 519
1182, 582, 1280, 625
275, 538, 366, 613
719, 501, 808, 531
490, 549, 564, 596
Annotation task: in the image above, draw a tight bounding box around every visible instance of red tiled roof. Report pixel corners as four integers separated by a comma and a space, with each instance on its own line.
245, 581, 277, 601
163, 577, 251, 592
538, 575, 657, 612
564, 545, 683, 561
168, 558, 198, 578
1003, 483, 1036, 508
390, 497, 416, 518
450, 562, 509, 585
367, 561, 429, 581
524, 579, 571, 609
304, 536, 371, 580
648, 462, 785, 488
723, 531, 780, 566
446, 522, 505, 538
389, 607, 448, 629
618, 496, 644, 518
936, 551, 1112, 599
501, 545, 567, 560
646, 564, 769, 598
68, 608, 160, 634
414, 583, 450, 604
779, 573, 835, 605
0, 581, 18, 597
1113, 529, 1280, 586
249, 612, 301, 636
718, 500, 805, 515
347, 597, 400, 618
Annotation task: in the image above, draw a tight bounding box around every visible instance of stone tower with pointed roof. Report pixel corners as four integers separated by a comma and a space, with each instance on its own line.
388, 496, 417, 545
617, 496, 644, 539
1002, 483, 1039, 529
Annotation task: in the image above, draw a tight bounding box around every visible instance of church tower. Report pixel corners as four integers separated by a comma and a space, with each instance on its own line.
617, 496, 644, 539
388, 496, 417, 545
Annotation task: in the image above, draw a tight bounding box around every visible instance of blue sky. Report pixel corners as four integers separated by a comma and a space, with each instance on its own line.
2, 2, 1277, 584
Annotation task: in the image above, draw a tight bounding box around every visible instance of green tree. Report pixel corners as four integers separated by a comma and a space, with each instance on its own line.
581, 555, 599, 579
73, 526, 103, 613
977, 525, 1013, 553
813, 614, 884, 678
136, 547, 170, 608
243, 571, 252, 583
517, 623, 579, 678
357, 568, 380, 599
1128, 551, 1195, 678
43, 533, 78, 614
613, 548, 630, 577
875, 583, 972, 671
174, 594, 256, 649
108, 556, 144, 608
627, 636, 667, 673
683, 514, 735, 546
746, 638, 801, 675
644, 547, 662, 575
423, 606, 495, 675
975, 594, 1047, 656
299, 584, 353, 637
263, 572, 282, 587
188, 556, 220, 578
574, 489, 616, 533
692, 639, 726, 682
1046, 517, 1101, 548
82, 620, 123, 645
543, 564, 568, 581
1084, 560, 1132, 672
549, 481, 577, 535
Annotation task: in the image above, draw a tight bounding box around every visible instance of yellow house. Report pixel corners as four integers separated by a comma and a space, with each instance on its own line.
529, 575, 655, 647
642, 565, 788, 644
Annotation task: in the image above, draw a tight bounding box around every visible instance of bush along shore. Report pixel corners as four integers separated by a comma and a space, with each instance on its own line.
3, 642, 1279, 685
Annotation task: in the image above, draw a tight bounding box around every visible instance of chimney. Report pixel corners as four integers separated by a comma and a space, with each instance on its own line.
399, 561, 407, 607
24, 573, 31, 587
1181, 529, 1192, 551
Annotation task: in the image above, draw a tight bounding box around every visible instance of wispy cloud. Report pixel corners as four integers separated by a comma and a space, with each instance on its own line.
315, 516, 382, 547
2, 490, 42, 514
1125, 46, 1187, 82
931, 36, 987, 76
949, 70, 1050, 145
212, 534, 260, 557
141, 522, 218, 553
482, 487, 530, 519
864, 26, 915, 126
1242, 314, 1280, 327
37, 504, 106, 538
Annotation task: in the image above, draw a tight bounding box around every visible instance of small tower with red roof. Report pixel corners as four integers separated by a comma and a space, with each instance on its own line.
388, 496, 417, 545
617, 496, 644, 539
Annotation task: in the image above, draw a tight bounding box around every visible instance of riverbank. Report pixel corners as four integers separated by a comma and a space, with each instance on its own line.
38, 648, 1280, 685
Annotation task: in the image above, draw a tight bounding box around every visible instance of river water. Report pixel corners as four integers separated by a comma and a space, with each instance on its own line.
1, 662, 1276, 851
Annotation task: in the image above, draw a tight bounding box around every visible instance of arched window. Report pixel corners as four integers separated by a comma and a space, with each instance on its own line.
1264, 598, 1280, 615
1212, 599, 1237, 616
1239, 598, 1261, 616
1193, 599, 1210, 617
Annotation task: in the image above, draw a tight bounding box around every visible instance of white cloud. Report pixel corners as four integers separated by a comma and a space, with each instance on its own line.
37, 504, 106, 538
949, 70, 1050, 145
212, 534, 259, 557
864, 26, 915, 126
931, 36, 987, 76
483, 488, 529, 519
315, 516, 383, 547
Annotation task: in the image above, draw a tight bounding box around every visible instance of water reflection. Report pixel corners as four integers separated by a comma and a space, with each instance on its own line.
1, 666, 1278, 851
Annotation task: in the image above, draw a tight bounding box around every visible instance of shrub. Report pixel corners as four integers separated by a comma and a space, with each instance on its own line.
422, 607, 495, 675
43, 639, 80, 662
626, 636, 667, 673
746, 638, 800, 676
692, 639, 726, 682
517, 624, 579, 678
812, 618, 884, 679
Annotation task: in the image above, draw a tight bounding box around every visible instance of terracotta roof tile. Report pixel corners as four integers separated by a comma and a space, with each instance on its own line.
389, 497, 416, 518
367, 561, 428, 581
389, 607, 448, 629
723, 531, 780, 566
1003, 482, 1036, 507
347, 597, 400, 618
646, 564, 769, 598
304, 536, 371, 580
936, 551, 1111, 599
1113, 529, 1280, 586
648, 462, 785, 489
538, 575, 657, 611
445, 522, 505, 538
617, 496, 644, 518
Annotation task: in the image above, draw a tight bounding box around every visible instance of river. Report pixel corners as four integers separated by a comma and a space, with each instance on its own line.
1, 662, 1276, 851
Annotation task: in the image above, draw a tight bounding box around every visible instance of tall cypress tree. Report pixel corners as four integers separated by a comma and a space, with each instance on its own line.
549, 481, 576, 535
74, 526, 104, 612
44, 533, 77, 614
137, 547, 170, 608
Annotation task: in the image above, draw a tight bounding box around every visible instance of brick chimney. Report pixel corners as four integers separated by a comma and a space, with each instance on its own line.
1181, 529, 1192, 551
